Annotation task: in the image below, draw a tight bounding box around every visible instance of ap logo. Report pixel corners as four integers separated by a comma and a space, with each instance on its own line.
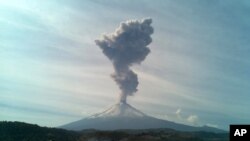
234, 129, 247, 136
230, 125, 249, 141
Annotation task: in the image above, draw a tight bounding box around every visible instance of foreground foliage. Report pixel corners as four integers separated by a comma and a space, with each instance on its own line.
0, 121, 228, 141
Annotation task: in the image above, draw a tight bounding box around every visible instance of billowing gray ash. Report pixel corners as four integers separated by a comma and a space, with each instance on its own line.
95, 18, 154, 103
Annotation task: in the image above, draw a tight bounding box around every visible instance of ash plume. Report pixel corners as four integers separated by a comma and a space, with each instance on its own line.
95, 18, 154, 103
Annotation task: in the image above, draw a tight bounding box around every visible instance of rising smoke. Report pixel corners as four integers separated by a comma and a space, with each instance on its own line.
95, 18, 154, 103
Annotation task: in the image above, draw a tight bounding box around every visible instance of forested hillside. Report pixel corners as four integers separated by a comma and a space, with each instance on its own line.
0, 121, 228, 141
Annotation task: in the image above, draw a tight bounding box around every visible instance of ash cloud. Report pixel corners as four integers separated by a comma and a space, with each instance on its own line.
95, 18, 154, 103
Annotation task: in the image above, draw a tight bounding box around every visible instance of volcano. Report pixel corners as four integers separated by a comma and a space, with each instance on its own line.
60, 102, 224, 133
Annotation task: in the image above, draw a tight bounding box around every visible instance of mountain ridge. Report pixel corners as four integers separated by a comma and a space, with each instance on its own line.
60, 102, 226, 133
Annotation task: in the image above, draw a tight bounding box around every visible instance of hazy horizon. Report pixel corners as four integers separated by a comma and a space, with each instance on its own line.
1, 0, 250, 130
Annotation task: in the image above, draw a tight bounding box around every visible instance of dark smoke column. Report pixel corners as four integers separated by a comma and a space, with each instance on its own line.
95, 18, 154, 103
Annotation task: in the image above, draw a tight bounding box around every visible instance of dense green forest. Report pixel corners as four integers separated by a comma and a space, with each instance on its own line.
0, 121, 228, 141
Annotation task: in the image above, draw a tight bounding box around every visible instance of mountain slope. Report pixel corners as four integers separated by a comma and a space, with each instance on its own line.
60, 102, 225, 133
89, 102, 146, 118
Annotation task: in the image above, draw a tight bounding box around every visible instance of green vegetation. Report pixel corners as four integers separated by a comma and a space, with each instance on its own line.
0, 121, 228, 141
0, 121, 78, 141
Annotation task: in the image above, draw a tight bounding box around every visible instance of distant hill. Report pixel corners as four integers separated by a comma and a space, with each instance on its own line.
0, 121, 229, 141
61, 102, 226, 133
0, 121, 79, 141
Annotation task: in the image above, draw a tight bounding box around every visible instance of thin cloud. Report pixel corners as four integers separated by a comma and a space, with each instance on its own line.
205, 123, 219, 128
187, 115, 199, 126
174, 108, 200, 126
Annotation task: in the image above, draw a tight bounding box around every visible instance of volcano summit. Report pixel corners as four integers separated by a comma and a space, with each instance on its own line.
60, 102, 224, 133
61, 18, 224, 133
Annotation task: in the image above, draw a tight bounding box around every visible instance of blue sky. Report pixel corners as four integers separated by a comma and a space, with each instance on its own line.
1, 0, 250, 130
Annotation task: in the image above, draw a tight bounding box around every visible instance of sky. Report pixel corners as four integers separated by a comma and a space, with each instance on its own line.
1, 0, 250, 130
